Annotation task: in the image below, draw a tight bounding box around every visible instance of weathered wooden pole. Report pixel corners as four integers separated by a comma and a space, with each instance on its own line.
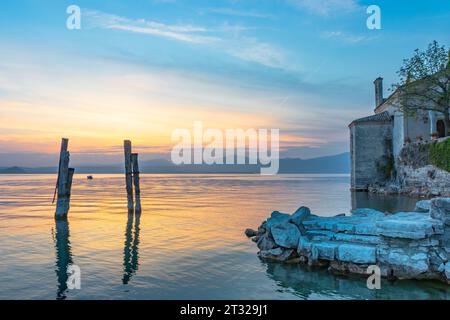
55, 138, 75, 219
131, 153, 141, 213
53, 138, 69, 204
124, 140, 134, 212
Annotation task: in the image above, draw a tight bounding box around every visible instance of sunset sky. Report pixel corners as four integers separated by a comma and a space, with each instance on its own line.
1, 0, 449, 166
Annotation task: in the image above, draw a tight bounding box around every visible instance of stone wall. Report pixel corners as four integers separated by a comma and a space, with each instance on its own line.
350, 122, 393, 190
246, 198, 450, 283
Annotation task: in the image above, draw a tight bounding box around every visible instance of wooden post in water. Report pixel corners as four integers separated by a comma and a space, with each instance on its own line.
55, 138, 75, 219
131, 153, 141, 213
124, 140, 134, 212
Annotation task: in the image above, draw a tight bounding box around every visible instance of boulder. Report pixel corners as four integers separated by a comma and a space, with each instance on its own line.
271, 222, 301, 249
430, 198, 450, 225
337, 244, 376, 264
247, 197, 450, 283
297, 235, 313, 255
259, 248, 295, 262
265, 211, 291, 229
415, 200, 431, 213
244, 228, 258, 238
289, 206, 311, 227
256, 235, 277, 251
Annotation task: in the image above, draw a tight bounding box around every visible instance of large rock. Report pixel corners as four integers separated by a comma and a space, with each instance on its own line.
259, 248, 295, 262
430, 198, 450, 225
333, 233, 382, 245
311, 242, 338, 261
271, 222, 301, 249
337, 244, 376, 264
289, 206, 311, 228
265, 211, 291, 229
297, 235, 313, 255
256, 234, 277, 251
378, 248, 429, 278
306, 230, 335, 241
247, 197, 450, 283
303, 211, 383, 236
376, 212, 443, 239
415, 200, 431, 213
244, 228, 258, 238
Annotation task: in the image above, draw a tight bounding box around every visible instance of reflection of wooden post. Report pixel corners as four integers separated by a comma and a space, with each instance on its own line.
55, 138, 74, 219
132, 153, 141, 213
55, 219, 73, 299
124, 140, 134, 212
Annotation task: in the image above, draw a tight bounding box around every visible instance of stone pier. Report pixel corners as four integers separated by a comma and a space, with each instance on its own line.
246, 198, 450, 283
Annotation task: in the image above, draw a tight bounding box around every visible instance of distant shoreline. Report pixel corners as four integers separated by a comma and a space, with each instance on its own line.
0, 153, 351, 175
0, 172, 351, 175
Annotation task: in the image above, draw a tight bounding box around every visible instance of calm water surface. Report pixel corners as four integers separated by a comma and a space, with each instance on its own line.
0, 174, 448, 300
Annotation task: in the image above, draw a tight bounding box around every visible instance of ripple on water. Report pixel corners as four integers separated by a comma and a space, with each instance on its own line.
0, 174, 447, 300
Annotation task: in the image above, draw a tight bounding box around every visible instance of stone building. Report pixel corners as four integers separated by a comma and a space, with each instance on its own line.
349, 77, 449, 190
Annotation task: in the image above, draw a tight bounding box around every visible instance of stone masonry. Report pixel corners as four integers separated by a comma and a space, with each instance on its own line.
246, 198, 450, 283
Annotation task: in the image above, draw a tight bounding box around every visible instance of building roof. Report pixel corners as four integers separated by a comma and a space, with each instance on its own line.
375, 66, 450, 114
349, 111, 392, 127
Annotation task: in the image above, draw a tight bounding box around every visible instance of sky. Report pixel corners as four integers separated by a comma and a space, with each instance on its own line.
0, 0, 449, 167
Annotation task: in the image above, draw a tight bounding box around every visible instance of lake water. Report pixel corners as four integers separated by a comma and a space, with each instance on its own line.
0, 174, 448, 300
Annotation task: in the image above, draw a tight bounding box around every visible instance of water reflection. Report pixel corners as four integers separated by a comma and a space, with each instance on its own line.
2, 174, 448, 299
351, 191, 420, 213
265, 260, 449, 300
53, 219, 73, 300
122, 213, 141, 285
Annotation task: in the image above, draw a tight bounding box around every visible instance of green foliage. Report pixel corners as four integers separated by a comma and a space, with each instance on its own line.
429, 139, 450, 172
396, 40, 448, 83
391, 41, 450, 136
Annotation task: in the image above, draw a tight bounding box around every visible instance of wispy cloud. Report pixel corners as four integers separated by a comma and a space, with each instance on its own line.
287, 0, 360, 16
201, 7, 274, 19
227, 37, 288, 69
321, 30, 375, 44
85, 10, 219, 44
84, 10, 291, 69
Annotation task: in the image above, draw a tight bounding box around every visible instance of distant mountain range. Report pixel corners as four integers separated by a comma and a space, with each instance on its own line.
0, 152, 350, 174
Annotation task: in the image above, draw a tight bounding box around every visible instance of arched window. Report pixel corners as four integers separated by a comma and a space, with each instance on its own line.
436, 120, 445, 138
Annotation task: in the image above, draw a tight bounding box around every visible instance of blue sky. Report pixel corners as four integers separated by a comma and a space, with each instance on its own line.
0, 0, 449, 166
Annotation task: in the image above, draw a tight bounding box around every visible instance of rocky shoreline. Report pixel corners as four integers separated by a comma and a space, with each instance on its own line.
367, 165, 450, 198
246, 198, 450, 284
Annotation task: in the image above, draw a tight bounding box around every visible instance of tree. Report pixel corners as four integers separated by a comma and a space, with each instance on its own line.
392, 41, 450, 136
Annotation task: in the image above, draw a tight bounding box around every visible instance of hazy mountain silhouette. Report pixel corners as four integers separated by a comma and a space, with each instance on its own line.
0, 166, 27, 174
0, 152, 349, 174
